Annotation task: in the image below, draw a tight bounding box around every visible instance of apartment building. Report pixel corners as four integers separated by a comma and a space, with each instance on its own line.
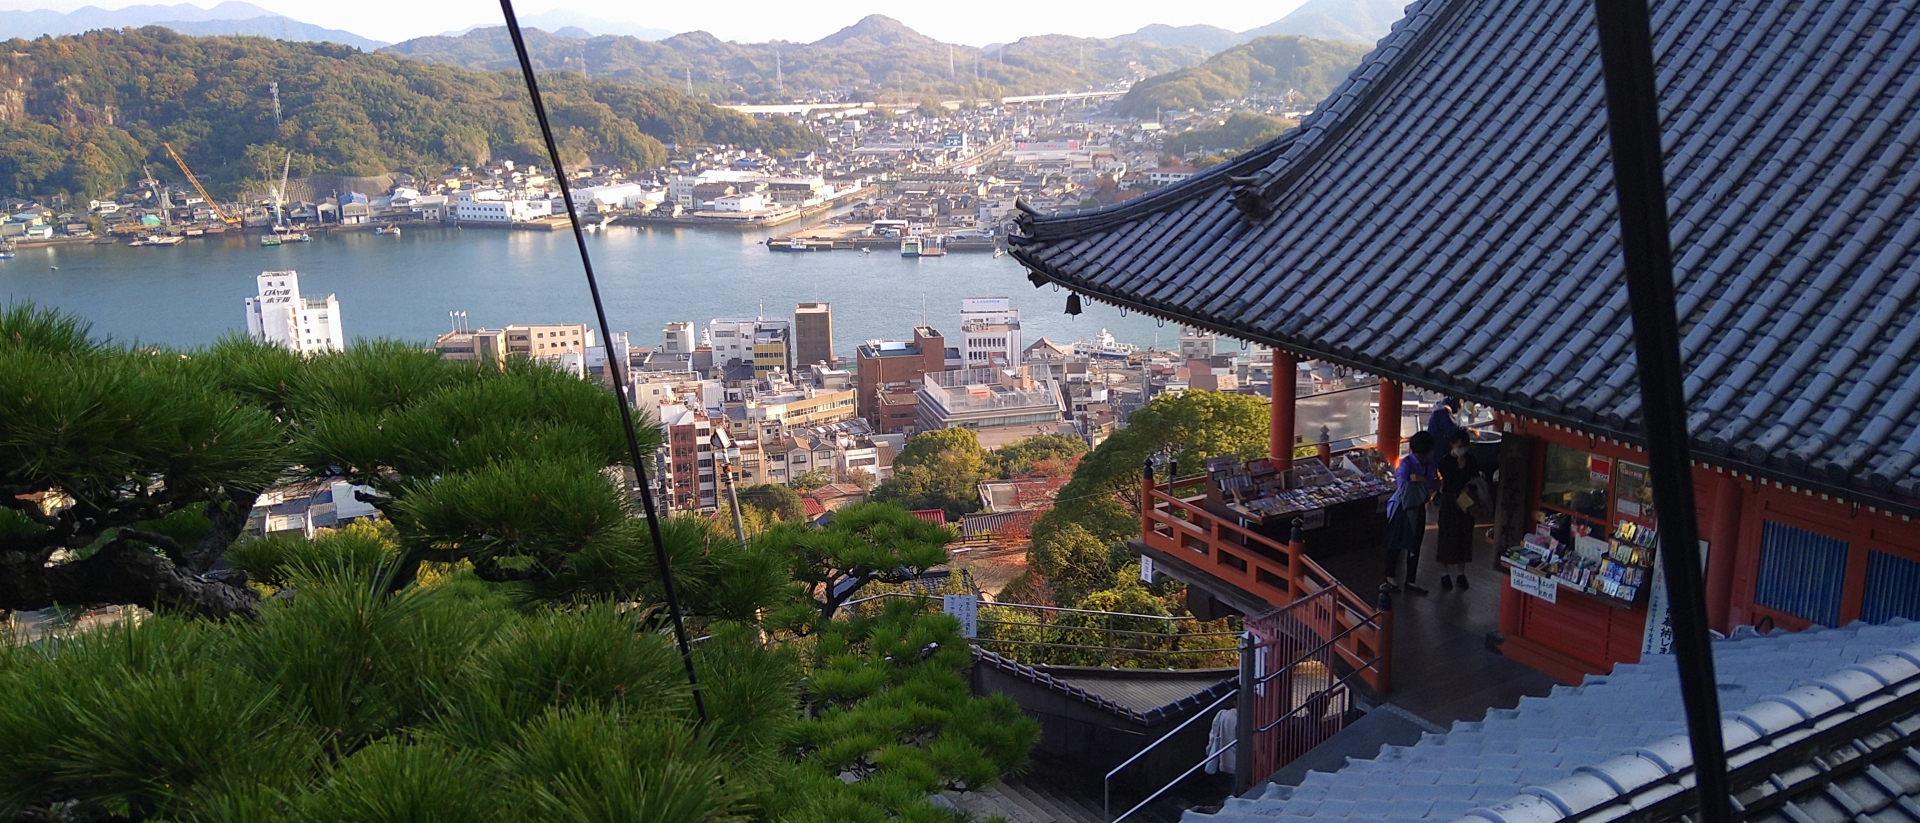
915, 365, 1070, 449
958, 297, 1022, 368
854, 326, 948, 428
794, 303, 834, 369
658, 403, 716, 513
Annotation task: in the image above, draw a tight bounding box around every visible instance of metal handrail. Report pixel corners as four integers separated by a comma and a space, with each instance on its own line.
839, 590, 1213, 622
1105, 682, 1236, 798
975, 637, 1237, 657
979, 617, 1241, 640
1252, 618, 1378, 688
1254, 667, 1368, 735
1111, 738, 1237, 823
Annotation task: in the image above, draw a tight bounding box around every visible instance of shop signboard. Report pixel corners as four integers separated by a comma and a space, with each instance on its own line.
1641, 540, 1710, 656
1510, 566, 1558, 603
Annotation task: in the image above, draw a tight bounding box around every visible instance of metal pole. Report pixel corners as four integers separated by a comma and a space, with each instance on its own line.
724, 465, 746, 542
1270, 348, 1297, 470
497, 0, 705, 722
1235, 631, 1256, 794
1588, 2, 1728, 820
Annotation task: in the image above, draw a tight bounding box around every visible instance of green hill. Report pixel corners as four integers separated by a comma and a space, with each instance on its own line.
0, 27, 819, 201
1116, 35, 1371, 118
384, 15, 1213, 103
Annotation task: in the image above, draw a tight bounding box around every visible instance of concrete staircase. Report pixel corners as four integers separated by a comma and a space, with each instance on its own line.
943, 776, 1111, 823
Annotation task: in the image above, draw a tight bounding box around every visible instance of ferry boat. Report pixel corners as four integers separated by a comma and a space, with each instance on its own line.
260, 234, 281, 247
127, 234, 184, 247
900, 236, 923, 257
1074, 329, 1138, 359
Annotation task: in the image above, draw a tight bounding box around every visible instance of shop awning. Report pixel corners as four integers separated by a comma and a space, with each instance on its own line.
1009, 0, 1920, 512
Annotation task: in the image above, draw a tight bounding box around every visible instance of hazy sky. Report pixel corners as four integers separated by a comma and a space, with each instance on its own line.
0, 0, 1316, 45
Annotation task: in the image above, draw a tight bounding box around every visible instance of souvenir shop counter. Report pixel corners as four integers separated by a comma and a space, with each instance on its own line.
1198, 453, 1396, 558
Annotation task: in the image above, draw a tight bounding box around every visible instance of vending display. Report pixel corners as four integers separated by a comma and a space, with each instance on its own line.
1208, 451, 1394, 520
1503, 456, 1661, 606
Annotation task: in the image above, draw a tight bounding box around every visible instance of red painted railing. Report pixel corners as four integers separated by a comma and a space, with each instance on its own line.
1141, 474, 1393, 693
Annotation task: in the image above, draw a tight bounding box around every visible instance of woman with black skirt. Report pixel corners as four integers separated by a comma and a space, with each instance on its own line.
1436, 428, 1482, 592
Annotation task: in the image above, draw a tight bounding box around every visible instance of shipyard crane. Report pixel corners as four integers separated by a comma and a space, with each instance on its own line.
161, 142, 240, 226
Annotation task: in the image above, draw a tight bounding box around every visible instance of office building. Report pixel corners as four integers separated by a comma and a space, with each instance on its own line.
244, 270, 343, 355
914, 365, 1069, 449
958, 297, 1023, 368
854, 326, 948, 431
707, 318, 791, 377
794, 303, 834, 369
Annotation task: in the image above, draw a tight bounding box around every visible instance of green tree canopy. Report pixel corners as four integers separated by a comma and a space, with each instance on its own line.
1028, 521, 1116, 604
740, 483, 807, 522
759, 502, 955, 625
872, 427, 994, 521
994, 432, 1088, 478
1036, 389, 1270, 547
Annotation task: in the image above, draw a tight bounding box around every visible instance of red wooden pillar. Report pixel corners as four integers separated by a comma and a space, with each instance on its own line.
1378, 378, 1404, 465
1704, 472, 1743, 634
1270, 348, 1297, 471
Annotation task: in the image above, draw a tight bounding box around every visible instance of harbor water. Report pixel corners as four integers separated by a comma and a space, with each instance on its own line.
0, 225, 1176, 358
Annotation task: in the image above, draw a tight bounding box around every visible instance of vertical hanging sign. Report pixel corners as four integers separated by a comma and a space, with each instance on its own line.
1642, 541, 1710, 655
943, 594, 978, 639
1140, 555, 1156, 583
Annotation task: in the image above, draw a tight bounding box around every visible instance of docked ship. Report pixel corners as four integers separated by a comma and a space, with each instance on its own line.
127, 234, 184, 247
900, 236, 923, 257
1074, 329, 1137, 359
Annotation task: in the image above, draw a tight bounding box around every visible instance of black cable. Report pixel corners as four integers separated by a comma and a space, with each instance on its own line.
1590, 1, 1727, 820
496, 0, 706, 722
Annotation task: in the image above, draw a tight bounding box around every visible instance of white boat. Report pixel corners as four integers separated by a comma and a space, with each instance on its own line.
375, 225, 401, 236
1074, 329, 1137, 359
900, 236, 923, 257
0, 252, 14, 260
129, 234, 183, 247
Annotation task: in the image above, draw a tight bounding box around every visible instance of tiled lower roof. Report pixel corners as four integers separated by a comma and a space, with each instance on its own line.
971, 647, 1235, 725
1010, 0, 1920, 513
1190, 620, 1920, 823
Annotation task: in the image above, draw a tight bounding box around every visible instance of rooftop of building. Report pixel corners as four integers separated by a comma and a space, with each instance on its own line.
1010, 0, 1920, 513
1195, 619, 1920, 823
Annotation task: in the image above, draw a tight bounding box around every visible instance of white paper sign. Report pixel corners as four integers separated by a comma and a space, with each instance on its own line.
1642, 541, 1710, 656
1510, 567, 1558, 603
943, 594, 978, 638
1140, 555, 1156, 583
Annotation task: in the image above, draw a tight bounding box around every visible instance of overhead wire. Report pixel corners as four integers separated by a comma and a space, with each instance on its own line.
495, 0, 706, 722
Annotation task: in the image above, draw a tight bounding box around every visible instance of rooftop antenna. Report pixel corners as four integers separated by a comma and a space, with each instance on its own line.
269, 80, 281, 129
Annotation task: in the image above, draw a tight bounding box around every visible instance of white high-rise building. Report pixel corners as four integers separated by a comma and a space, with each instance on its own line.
244, 270, 343, 355
959, 296, 1023, 368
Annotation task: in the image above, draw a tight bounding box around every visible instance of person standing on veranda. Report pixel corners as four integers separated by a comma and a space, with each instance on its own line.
1382, 431, 1438, 596
1435, 428, 1485, 592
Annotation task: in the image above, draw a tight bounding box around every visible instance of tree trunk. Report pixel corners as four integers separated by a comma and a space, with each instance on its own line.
0, 540, 260, 620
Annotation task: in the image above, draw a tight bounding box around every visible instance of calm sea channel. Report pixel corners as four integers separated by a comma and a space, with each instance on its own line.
0, 224, 1174, 359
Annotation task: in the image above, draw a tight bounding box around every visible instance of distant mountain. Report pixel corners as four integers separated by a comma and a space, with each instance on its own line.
436, 9, 673, 41
1117, 23, 1246, 53
0, 2, 385, 50
1117, 34, 1371, 117
385, 14, 1212, 102
1239, 0, 1408, 44
155, 17, 386, 50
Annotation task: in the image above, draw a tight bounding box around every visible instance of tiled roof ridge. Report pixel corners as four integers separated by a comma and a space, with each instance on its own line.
968, 646, 1235, 725
1458, 626, 1920, 823
1011, 0, 1454, 240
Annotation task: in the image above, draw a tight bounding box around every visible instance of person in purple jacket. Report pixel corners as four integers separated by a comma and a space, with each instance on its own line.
1382, 430, 1438, 595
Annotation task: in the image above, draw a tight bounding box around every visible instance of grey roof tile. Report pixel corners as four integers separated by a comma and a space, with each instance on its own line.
1012, 0, 1920, 513
1182, 620, 1920, 822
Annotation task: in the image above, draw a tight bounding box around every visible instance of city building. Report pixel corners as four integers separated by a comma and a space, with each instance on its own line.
657, 403, 715, 513
706, 318, 791, 377
958, 297, 1023, 368
1178, 326, 1218, 361
720, 369, 857, 442
451, 191, 552, 223
764, 418, 895, 487
914, 365, 1069, 449
433, 322, 594, 369
793, 302, 834, 369
854, 326, 948, 430
662, 321, 696, 354
243, 270, 343, 355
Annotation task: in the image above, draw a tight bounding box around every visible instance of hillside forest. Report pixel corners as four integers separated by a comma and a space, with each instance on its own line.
1118, 34, 1371, 117
0, 27, 820, 201
385, 15, 1212, 104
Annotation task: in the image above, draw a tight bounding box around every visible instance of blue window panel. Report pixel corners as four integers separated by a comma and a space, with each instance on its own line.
1861, 551, 1920, 625
1754, 520, 1847, 627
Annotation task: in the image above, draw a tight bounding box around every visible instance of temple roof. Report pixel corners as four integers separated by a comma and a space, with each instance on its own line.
1010, 0, 1920, 511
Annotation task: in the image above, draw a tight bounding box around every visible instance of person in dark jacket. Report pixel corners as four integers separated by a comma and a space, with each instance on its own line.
1426, 397, 1460, 446
1382, 431, 1438, 595
1435, 428, 1483, 591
